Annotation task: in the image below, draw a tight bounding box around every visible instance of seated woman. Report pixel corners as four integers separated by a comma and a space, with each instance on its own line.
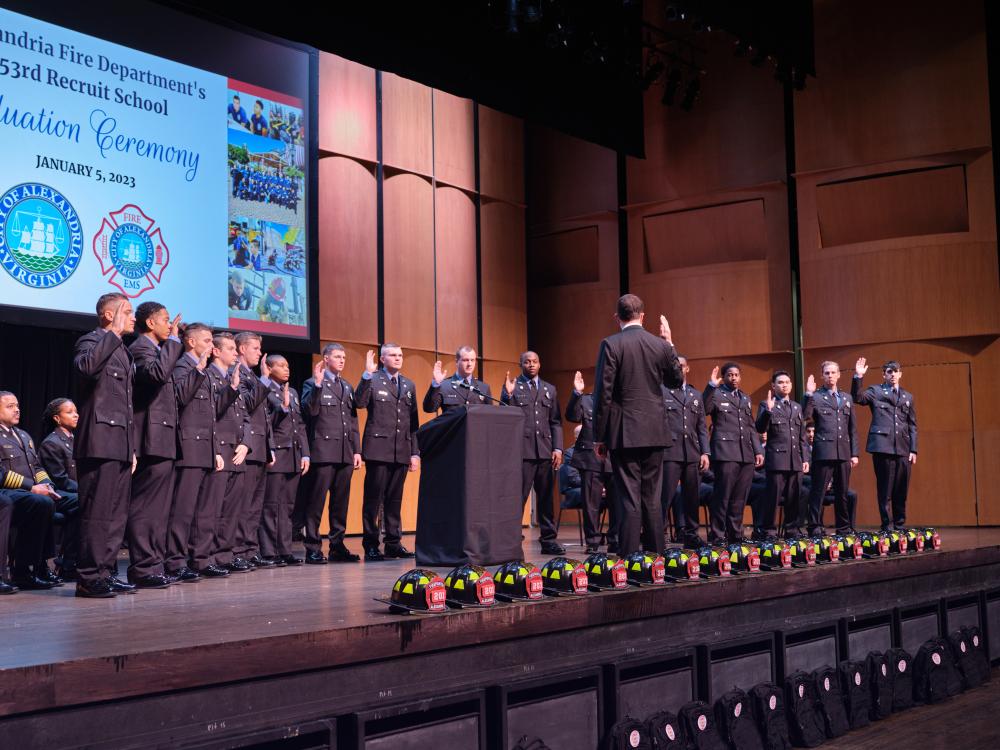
38, 398, 82, 579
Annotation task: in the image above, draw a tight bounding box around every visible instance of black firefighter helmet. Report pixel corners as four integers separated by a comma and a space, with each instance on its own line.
885, 529, 908, 555
727, 542, 762, 573
758, 539, 792, 570
444, 564, 496, 608
919, 527, 942, 550
540, 557, 589, 596
785, 536, 818, 567
903, 528, 926, 552
857, 531, 888, 558
696, 546, 732, 577
493, 560, 545, 602
833, 533, 864, 560
584, 552, 629, 591
624, 550, 667, 586
375, 568, 448, 614
813, 536, 841, 564
664, 547, 701, 581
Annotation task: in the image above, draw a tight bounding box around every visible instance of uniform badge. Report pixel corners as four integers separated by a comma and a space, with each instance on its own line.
0, 182, 84, 289
92, 204, 170, 297
378, 390, 389, 397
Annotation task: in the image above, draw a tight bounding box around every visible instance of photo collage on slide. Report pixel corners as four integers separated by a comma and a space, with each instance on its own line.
226, 82, 307, 332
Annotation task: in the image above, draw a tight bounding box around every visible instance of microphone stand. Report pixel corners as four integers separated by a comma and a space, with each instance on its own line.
456, 380, 509, 406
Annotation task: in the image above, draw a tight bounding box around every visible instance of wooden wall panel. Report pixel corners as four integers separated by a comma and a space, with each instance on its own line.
479, 106, 525, 204
433, 90, 475, 191
381, 73, 433, 176
795, 0, 990, 173
642, 199, 768, 272
318, 157, 378, 345
971, 337, 1000, 525
317, 53, 377, 162
528, 125, 617, 224
434, 187, 478, 352
383, 173, 435, 351
528, 226, 601, 287
481, 201, 528, 363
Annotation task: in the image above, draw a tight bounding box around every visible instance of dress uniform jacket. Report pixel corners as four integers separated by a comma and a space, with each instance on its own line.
851, 377, 918, 456
565, 391, 611, 473
755, 398, 809, 471
355, 370, 420, 464
174, 353, 222, 469
38, 430, 77, 492
422, 375, 492, 414
803, 387, 858, 461
73, 328, 134, 462
206, 364, 249, 471
301, 371, 360, 464
129, 336, 184, 459
266, 381, 310, 474
239, 365, 273, 463
662, 384, 710, 462
501, 375, 564, 459
0, 426, 51, 487
703, 385, 762, 462
1, 466, 34, 491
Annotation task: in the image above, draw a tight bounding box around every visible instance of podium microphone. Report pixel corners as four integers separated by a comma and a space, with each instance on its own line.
457, 380, 508, 406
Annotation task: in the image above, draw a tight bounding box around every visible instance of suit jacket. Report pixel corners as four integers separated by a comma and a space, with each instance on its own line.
265, 380, 310, 474
129, 335, 184, 459
173, 352, 220, 469
558, 447, 582, 492
592, 325, 683, 450
422, 375, 492, 414
38, 430, 78, 492
73, 328, 134, 462
355, 369, 419, 464
0, 425, 50, 486
501, 374, 564, 460
851, 376, 918, 456
301, 371, 360, 465
239, 365, 274, 465
755, 398, 809, 471
661, 384, 710, 463
566, 391, 612, 473
703, 384, 763, 463
802, 387, 858, 462
206, 363, 249, 472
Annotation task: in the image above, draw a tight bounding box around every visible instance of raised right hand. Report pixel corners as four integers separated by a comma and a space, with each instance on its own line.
765, 389, 775, 410
504, 370, 516, 395
110, 301, 129, 336
432, 360, 447, 385
230, 364, 241, 390
573, 370, 585, 393
313, 359, 325, 385
709, 366, 721, 387
805, 374, 817, 394
855, 357, 868, 378
365, 349, 377, 374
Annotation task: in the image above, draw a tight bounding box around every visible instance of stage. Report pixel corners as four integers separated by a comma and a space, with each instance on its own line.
1, 527, 999, 749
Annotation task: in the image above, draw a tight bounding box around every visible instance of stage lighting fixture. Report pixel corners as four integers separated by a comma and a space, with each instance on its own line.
661, 67, 682, 105
680, 76, 700, 111
506, 0, 520, 34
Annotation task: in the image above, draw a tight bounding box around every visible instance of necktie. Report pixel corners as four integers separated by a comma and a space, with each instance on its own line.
529, 380, 536, 391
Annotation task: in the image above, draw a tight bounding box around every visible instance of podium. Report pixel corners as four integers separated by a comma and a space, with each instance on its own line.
414, 405, 524, 566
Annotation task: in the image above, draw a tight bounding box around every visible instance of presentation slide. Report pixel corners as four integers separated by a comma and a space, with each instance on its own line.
0, 6, 309, 337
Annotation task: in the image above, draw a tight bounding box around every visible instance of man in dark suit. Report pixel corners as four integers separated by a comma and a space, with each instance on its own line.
260, 354, 310, 564
72, 293, 137, 598
165, 323, 217, 582
660, 355, 711, 549
852, 358, 917, 531
754, 370, 809, 539
803, 361, 859, 535
197, 333, 251, 574
234, 332, 274, 567
566, 371, 616, 553
300, 343, 362, 564
502, 350, 566, 555
127, 301, 184, 588
423, 345, 493, 414
703, 362, 765, 545
356, 344, 420, 561
592, 295, 683, 557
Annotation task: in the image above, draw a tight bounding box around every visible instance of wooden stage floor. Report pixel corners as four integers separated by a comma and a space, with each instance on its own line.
1, 526, 998, 721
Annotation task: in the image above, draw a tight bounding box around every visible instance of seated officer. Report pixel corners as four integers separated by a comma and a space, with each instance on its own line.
37, 398, 82, 579
0, 391, 61, 589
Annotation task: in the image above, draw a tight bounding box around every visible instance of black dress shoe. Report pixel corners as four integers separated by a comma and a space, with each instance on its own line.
0, 581, 18, 595
106, 576, 138, 594
540, 541, 566, 555
250, 555, 276, 567
12, 574, 57, 590
224, 558, 253, 573
267, 556, 287, 567
328, 547, 361, 562
55, 566, 80, 582
129, 574, 171, 589
305, 551, 328, 565
198, 564, 230, 577
383, 544, 414, 559
279, 554, 303, 566
76, 580, 116, 598
172, 567, 202, 582
364, 548, 385, 562
36, 568, 65, 587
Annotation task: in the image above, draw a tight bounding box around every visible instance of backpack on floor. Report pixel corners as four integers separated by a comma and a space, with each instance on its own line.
953, 625, 991, 688
914, 636, 964, 704
837, 660, 870, 730
645, 710, 685, 750
865, 651, 893, 720
783, 671, 825, 748
714, 688, 764, 750
885, 647, 914, 711
748, 683, 791, 750
602, 716, 652, 750
811, 666, 849, 738
678, 701, 727, 750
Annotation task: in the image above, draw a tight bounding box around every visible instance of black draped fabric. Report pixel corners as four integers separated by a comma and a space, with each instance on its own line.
415, 405, 524, 566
